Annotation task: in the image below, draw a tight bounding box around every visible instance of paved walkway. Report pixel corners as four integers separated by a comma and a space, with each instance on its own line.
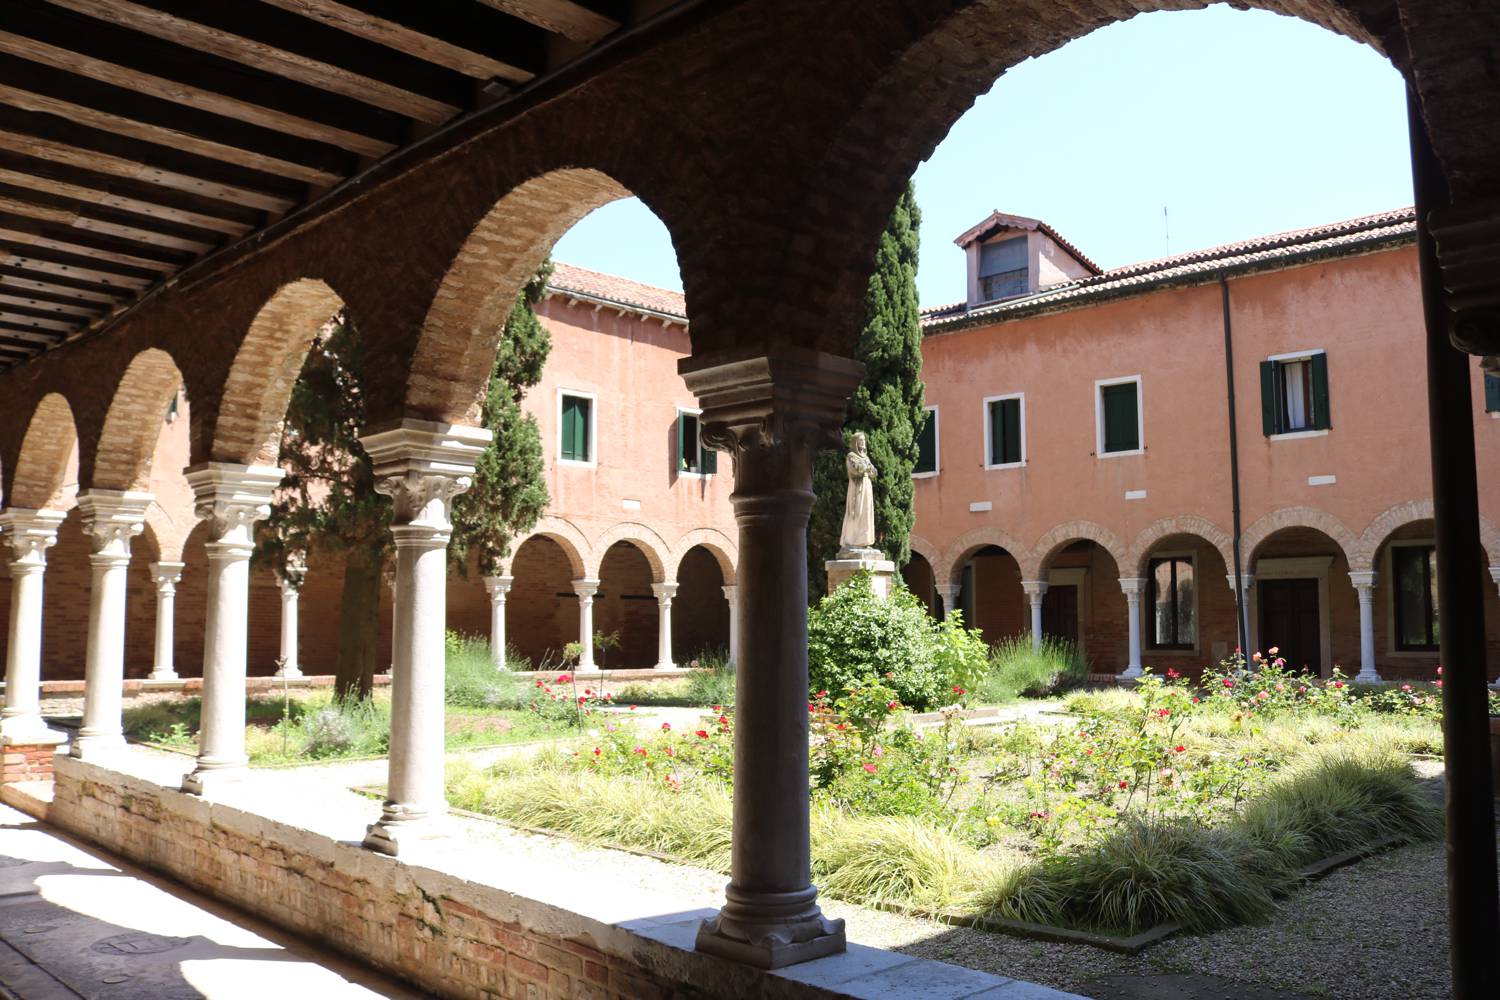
0, 803, 423, 1000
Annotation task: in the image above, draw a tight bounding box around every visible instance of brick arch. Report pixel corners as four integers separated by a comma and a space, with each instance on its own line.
212, 278, 346, 466
936, 526, 1029, 588
671, 528, 737, 585
907, 533, 940, 572
510, 515, 590, 579
405, 169, 635, 426
1242, 506, 1359, 568
91, 349, 185, 492
142, 502, 191, 564
8, 393, 78, 510
1128, 515, 1235, 577
587, 522, 671, 583
1355, 499, 1436, 573
1030, 521, 1128, 580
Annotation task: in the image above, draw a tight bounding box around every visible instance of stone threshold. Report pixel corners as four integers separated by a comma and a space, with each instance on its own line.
26, 747, 1086, 1000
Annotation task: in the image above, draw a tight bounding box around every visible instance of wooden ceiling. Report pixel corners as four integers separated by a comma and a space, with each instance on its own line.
0, 0, 638, 369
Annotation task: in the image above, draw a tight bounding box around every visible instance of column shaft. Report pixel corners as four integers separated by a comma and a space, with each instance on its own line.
722, 584, 738, 668
149, 562, 184, 682
1120, 577, 1145, 679
1350, 572, 1380, 684
74, 491, 151, 760
653, 583, 678, 670
0, 509, 65, 745
573, 580, 599, 669
484, 575, 513, 669
1022, 580, 1047, 651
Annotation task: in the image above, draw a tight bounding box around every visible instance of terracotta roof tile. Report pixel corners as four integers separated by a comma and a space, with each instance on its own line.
546, 262, 686, 319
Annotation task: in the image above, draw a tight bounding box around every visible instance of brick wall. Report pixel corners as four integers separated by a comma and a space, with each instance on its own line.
507, 536, 580, 671
594, 542, 657, 668
672, 546, 729, 663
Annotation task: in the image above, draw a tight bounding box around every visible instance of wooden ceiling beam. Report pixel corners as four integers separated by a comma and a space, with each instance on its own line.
0, 109, 301, 213
1, 1, 408, 157
0, 186, 220, 255
0, 306, 77, 332
0, 263, 129, 305
261, 0, 544, 82
0, 324, 66, 345
0, 61, 350, 185
0, 156, 260, 237
0, 243, 156, 290
47, 0, 468, 123
473, 1, 620, 44
0, 287, 104, 318
0, 216, 189, 272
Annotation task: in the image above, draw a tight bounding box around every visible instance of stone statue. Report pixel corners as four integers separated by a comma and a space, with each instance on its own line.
839, 432, 877, 553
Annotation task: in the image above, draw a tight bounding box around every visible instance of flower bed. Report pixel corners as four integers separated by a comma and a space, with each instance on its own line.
447, 653, 1443, 937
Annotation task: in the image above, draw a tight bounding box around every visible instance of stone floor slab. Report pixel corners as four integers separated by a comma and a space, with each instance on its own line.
1079, 973, 1320, 1000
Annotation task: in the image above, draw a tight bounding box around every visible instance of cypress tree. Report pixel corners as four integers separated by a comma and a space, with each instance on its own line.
808, 181, 925, 597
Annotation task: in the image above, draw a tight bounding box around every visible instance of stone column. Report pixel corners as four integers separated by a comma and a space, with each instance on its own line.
1225, 572, 1256, 660
383, 564, 397, 672
1350, 571, 1381, 684
275, 555, 306, 680
1119, 577, 1146, 679
0, 509, 66, 745
148, 562, 184, 682
181, 464, 283, 794
652, 582, 678, 670
359, 421, 489, 856
1021, 579, 1048, 651
1492, 567, 1500, 691
933, 581, 961, 621
73, 491, 152, 760
572, 579, 599, 670
483, 575, 513, 669
682, 350, 860, 969
722, 584, 738, 668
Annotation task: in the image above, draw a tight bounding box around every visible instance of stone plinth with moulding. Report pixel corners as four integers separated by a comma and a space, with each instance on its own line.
825, 548, 896, 598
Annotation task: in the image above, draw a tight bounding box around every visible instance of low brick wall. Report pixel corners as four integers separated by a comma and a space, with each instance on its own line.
0, 743, 56, 784
46, 755, 944, 1000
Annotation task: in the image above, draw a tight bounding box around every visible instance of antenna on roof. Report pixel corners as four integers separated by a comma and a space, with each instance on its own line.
1163, 205, 1170, 256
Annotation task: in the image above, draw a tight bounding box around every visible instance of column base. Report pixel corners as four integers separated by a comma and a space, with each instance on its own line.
145, 670, 180, 683
1119, 666, 1144, 680
273, 667, 305, 680
0, 715, 67, 747
1352, 670, 1385, 685
362, 807, 448, 857
654, 661, 677, 671
181, 759, 249, 796
70, 731, 126, 761
694, 886, 846, 969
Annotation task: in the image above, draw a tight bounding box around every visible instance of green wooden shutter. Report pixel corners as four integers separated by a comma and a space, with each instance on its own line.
915, 411, 936, 473
1102, 383, 1138, 452
676, 412, 688, 471
1309, 353, 1330, 430
1485, 373, 1500, 413
578, 398, 591, 461
1003, 399, 1021, 464
1259, 361, 1278, 436
702, 438, 717, 474
988, 401, 1004, 465
561, 398, 578, 461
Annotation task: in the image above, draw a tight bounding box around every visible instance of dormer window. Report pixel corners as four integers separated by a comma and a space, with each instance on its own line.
979, 235, 1028, 302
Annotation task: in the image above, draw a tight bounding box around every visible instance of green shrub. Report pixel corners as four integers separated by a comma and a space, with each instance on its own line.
978, 634, 1087, 702
808, 575, 984, 710
287, 697, 390, 759
684, 651, 735, 708
445, 631, 521, 708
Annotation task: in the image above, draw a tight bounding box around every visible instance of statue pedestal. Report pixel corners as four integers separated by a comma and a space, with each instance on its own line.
826, 548, 897, 598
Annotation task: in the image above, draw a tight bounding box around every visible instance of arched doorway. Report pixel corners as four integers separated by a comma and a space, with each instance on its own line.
595, 541, 658, 668
673, 544, 729, 662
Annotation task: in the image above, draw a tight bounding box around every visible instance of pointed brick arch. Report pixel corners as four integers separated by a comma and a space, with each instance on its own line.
406, 169, 636, 426
1030, 520, 1128, 580
1355, 499, 1435, 573
671, 528, 737, 585
587, 522, 671, 583
9, 394, 78, 510
213, 279, 346, 466
1128, 515, 1235, 577
92, 349, 185, 492
936, 526, 1030, 588
1242, 506, 1359, 568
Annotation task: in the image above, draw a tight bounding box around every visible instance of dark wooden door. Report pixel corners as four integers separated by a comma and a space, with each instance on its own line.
1258, 578, 1321, 673
1041, 584, 1079, 645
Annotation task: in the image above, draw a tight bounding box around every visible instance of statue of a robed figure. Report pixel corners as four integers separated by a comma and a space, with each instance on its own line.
825, 432, 896, 597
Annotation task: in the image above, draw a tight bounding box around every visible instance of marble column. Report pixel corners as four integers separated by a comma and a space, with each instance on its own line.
652, 582, 678, 670
1119, 577, 1146, 679
275, 555, 306, 680
933, 581, 961, 621
0, 509, 66, 745
572, 579, 599, 670
1021, 579, 1048, 651
181, 464, 283, 794
148, 562, 184, 682
1225, 572, 1256, 660
359, 420, 489, 856
1492, 568, 1500, 691
722, 584, 738, 668
1350, 571, 1381, 684
483, 575, 513, 669
73, 491, 152, 760
682, 350, 860, 969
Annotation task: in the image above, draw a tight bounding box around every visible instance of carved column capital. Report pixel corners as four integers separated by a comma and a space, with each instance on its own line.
151, 560, 185, 594
680, 350, 864, 495
360, 419, 489, 536
1226, 572, 1255, 593
77, 490, 152, 559
1021, 579, 1048, 602
1119, 576, 1147, 601
484, 575, 514, 601
185, 463, 283, 550
0, 508, 66, 569
573, 578, 601, 601
1429, 198, 1500, 356
652, 582, 679, 604
1349, 570, 1379, 596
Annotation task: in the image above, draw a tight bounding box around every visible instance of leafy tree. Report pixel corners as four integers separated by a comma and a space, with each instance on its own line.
808, 181, 925, 596
258, 263, 554, 700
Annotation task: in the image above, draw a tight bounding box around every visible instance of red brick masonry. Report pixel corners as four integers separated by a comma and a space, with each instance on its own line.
1, 744, 56, 784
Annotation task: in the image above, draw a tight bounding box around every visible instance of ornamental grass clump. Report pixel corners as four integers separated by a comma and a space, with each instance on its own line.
444, 631, 521, 708
979, 634, 1088, 702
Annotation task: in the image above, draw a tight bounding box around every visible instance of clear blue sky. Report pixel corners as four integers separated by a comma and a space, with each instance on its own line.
552, 6, 1413, 309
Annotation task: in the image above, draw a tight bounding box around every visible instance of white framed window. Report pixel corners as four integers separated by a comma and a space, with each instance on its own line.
1146, 551, 1198, 651
982, 392, 1025, 469
912, 406, 939, 477
1095, 375, 1143, 457
676, 406, 717, 477
1386, 539, 1439, 655
978, 235, 1028, 302
557, 389, 597, 467
1261, 349, 1330, 438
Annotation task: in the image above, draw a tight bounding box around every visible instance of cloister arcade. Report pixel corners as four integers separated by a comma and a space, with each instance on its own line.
0, 0, 1495, 995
